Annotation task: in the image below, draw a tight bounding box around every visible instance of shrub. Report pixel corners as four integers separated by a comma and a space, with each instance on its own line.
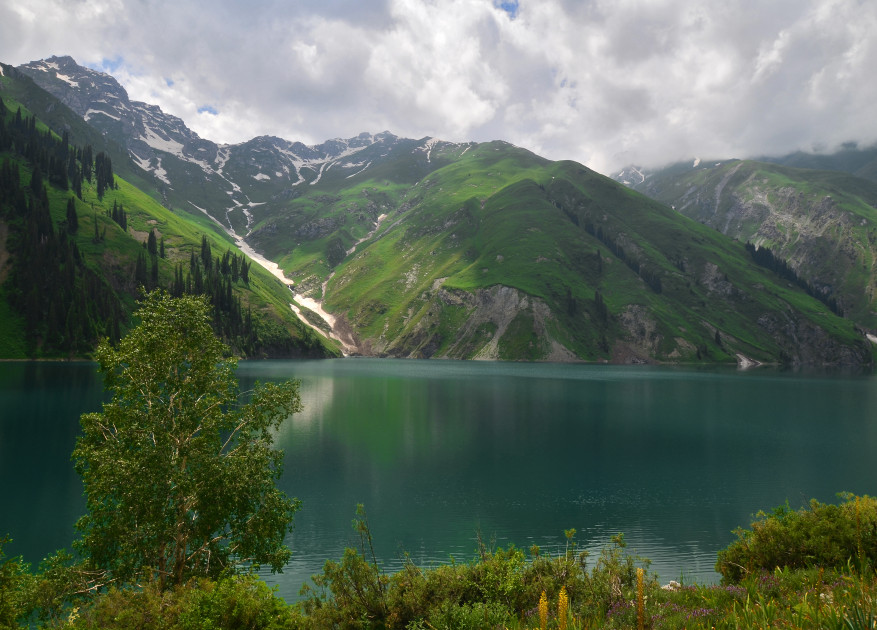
65, 575, 300, 630
716, 493, 877, 583
0, 536, 33, 629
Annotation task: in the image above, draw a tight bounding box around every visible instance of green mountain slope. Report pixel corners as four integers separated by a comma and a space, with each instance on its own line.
0, 63, 160, 198
0, 89, 337, 359
262, 143, 871, 365
625, 159, 877, 328
8, 56, 872, 365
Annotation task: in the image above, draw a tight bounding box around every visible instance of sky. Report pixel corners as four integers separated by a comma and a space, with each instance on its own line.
1, 0, 876, 175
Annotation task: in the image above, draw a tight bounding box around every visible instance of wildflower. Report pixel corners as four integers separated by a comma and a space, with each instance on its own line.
539, 590, 549, 630
558, 586, 569, 630
637, 567, 645, 630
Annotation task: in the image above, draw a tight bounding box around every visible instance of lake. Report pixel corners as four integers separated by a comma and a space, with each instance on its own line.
2, 359, 876, 603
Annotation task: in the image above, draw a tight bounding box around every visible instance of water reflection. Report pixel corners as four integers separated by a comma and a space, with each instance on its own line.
3, 360, 876, 605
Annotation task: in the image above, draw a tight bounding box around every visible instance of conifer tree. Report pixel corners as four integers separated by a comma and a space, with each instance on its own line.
134, 252, 148, 288
66, 197, 79, 233
82, 145, 93, 182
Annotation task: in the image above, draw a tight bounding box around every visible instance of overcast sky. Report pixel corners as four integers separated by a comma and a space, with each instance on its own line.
2, 0, 876, 174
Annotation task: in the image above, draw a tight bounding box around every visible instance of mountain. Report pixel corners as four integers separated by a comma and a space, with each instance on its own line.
7, 56, 875, 365
309, 147, 873, 364
760, 143, 877, 184
0, 63, 337, 359
613, 156, 877, 329
16, 57, 433, 236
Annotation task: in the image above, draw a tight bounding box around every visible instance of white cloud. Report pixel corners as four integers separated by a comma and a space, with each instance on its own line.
1, 0, 876, 174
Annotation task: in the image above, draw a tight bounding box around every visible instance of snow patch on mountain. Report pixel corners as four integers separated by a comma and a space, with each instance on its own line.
253, 173, 270, 181
266, 137, 377, 186
186, 156, 214, 175
416, 137, 441, 163
310, 162, 329, 186
189, 201, 237, 235
214, 147, 231, 173
84, 108, 120, 121
153, 157, 171, 185
130, 151, 151, 171
141, 123, 185, 156
55, 73, 79, 87
346, 162, 372, 179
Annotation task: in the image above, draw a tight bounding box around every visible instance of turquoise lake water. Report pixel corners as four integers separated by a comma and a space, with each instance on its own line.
2, 359, 876, 602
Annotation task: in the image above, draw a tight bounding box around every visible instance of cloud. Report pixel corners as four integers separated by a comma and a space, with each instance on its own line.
1, 0, 875, 173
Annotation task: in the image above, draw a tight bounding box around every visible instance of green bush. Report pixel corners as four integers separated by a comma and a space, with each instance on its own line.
298, 515, 654, 629
716, 493, 877, 583
0, 536, 32, 630
65, 575, 299, 630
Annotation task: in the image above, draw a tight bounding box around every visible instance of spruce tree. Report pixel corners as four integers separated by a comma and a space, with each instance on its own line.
66, 197, 79, 233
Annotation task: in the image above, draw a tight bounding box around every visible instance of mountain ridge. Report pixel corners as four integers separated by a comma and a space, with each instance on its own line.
612, 156, 877, 329
16, 56, 461, 238
5, 55, 875, 365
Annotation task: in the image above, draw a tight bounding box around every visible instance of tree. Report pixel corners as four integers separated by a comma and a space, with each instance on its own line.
134, 251, 148, 288
65, 197, 78, 233
94, 152, 114, 200
147, 229, 157, 256
72, 291, 302, 590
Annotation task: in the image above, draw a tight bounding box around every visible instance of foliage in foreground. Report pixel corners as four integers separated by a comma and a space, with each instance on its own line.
717, 493, 877, 583
16, 545, 877, 630
3, 496, 877, 628
0, 291, 304, 628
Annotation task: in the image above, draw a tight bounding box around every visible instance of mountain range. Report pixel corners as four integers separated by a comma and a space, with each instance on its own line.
613, 151, 877, 330
2, 55, 875, 365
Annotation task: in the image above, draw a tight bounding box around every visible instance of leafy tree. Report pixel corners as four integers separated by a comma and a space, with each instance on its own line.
72, 291, 303, 590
